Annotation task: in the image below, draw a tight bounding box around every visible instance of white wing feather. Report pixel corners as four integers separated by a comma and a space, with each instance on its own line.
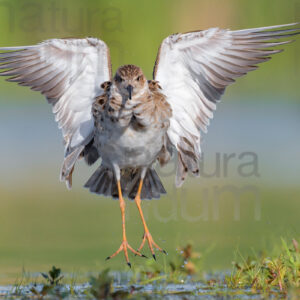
154, 23, 300, 186
0, 38, 111, 153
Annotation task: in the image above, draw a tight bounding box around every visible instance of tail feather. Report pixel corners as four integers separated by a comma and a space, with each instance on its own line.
84, 166, 166, 200
146, 172, 159, 198
152, 170, 166, 192
84, 166, 102, 188
141, 173, 152, 199
90, 172, 103, 193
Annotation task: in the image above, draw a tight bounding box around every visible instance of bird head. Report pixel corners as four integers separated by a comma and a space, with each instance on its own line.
113, 65, 147, 100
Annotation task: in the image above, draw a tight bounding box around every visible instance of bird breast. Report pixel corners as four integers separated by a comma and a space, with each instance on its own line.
92, 83, 172, 168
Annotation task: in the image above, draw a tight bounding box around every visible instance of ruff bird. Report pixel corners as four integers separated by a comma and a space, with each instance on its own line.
0, 23, 299, 266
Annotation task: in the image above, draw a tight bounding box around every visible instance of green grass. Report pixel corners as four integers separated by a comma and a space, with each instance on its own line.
226, 238, 300, 294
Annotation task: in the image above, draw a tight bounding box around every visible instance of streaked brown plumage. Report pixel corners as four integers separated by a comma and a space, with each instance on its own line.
0, 23, 299, 266
86, 65, 172, 200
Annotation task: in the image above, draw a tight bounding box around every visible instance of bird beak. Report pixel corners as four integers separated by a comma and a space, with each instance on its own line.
127, 85, 133, 100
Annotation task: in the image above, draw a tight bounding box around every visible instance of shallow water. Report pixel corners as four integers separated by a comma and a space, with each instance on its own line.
0, 283, 275, 299
0, 272, 283, 299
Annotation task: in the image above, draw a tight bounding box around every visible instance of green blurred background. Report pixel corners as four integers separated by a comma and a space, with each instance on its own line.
0, 0, 299, 284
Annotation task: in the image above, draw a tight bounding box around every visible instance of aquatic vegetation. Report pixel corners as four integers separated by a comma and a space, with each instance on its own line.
88, 269, 113, 299
30, 266, 68, 299
88, 268, 134, 299
1, 239, 300, 298
41, 266, 64, 286
226, 238, 300, 294
130, 243, 203, 285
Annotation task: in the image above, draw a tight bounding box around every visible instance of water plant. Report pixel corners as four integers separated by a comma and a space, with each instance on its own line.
30, 266, 68, 299
226, 238, 300, 294
2, 239, 300, 298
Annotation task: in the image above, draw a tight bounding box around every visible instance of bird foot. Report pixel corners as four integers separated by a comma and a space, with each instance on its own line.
137, 231, 167, 260
106, 239, 146, 267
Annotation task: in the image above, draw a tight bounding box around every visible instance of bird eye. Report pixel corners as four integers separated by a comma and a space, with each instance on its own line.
115, 75, 123, 82
136, 75, 142, 81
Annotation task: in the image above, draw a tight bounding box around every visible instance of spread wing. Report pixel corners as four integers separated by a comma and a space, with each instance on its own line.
153, 23, 300, 187
0, 38, 111, 153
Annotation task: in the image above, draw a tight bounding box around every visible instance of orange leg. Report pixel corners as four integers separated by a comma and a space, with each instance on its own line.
135, 179, 167, 260
106, 180, 145, 267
